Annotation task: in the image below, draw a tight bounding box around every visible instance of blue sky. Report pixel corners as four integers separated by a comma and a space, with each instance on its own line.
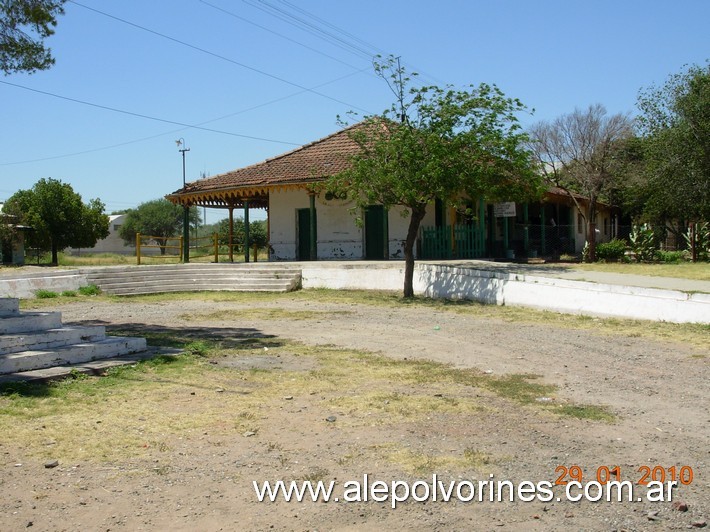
1, 0, 708, 223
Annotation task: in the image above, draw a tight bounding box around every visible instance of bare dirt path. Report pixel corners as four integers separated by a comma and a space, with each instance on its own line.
1, 294, 708, 531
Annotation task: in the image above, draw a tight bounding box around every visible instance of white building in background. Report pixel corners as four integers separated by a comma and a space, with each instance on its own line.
66, 214, 135, 256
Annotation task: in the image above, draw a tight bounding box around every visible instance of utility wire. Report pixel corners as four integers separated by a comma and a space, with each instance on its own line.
0, 79, 303, 146
274, 0, 383, 57
199, 0, 368, 72
242, 0, 444, 86
243, 0, 373, 59
68, 1, 371, 114
0, 67, 368, 166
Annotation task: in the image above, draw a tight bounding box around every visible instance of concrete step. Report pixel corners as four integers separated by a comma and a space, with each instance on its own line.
0, 298, 20, 317
0, 336, 148, 375
84, 265, 302, 296
0, 326, 107, 355
105, 284, 295, 296
0, 348, 182, 384
0, 312, 63, 334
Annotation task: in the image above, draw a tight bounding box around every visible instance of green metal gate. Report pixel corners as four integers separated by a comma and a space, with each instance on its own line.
421, 225, 484, 259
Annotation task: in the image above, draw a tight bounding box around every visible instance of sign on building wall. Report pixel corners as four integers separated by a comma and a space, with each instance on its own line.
493, 202, 516, 217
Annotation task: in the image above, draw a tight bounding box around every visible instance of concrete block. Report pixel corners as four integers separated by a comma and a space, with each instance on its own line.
0, 337, 148, 374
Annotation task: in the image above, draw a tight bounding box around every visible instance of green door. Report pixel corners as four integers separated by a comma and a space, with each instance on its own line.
297, 208, 316, 260
365, 205, 386, 260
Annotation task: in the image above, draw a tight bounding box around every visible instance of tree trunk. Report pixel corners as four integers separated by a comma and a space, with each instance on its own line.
587, 202, 597, 262
51, 241, 58, 266
402, 205, 427, 298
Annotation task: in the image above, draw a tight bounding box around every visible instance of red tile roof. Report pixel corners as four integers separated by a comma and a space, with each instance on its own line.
172, 123, 364, 196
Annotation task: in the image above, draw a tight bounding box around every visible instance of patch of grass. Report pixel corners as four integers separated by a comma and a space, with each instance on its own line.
300, 467, 330, 483
0, 337, 612, 466
181, 308, 350, 322
34, 289, 58, 299
295, 289, 710, 351
387, 448, 493, 476
57, 252, 133, 267
78, 284, 101, 296
570, 261, 710, 281
184, 340, 212, 357
61, 290, 77, 297
555, 404, 615, 421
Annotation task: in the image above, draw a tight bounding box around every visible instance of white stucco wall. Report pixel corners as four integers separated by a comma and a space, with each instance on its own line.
268, 189, 436, 261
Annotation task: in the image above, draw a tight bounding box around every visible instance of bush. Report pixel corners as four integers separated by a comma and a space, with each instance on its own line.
629, 224, 657, 262
684, 222, 709, 262
595, 239, 627, 262
61, 290, 77, 297
657, 250, 687, 263
78, 284, 101, 296
35, 289, 58, 299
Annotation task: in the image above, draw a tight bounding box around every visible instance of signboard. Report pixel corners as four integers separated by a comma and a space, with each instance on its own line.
493, 202, 516, 217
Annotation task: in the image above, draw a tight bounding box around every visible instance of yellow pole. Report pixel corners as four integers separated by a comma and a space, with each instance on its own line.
136, 232, 141, 265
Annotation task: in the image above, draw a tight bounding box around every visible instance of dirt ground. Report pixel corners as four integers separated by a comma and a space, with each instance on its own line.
1, 293, 708, 531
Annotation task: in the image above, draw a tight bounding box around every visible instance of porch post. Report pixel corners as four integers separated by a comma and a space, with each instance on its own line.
228, 206, 234, 263
503, 216, 509, 251
182, 204, 190, 263
244, 199, 250, 263
478, 198, 486, 257
570, 209, 576, 251
523, 203, 529, 253
309, 192, 317, 261
540, 205, 546, 256
383, 207, 389, 259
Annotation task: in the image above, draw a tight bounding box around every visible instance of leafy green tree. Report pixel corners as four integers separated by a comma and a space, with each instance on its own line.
1, 0, 66, 74
217, 218, 268, 249
119, 199, 200, 255
526, 104, 634, 261
328, 56, 541, 297
636, 62, 710, 242
4, 177, 109, 264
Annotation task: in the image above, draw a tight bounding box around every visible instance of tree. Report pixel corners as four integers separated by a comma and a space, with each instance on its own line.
636, 62, 709, 241
4, 177, 109, 264
328, 57, 541, 297
119, 199, 200, 255
216, 218, 268, 249
1, 0, 66, 75
526, 104, 633, 261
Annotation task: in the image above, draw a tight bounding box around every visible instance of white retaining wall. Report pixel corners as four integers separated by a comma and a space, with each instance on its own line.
0, 270, 88, 299
2, 263, 708, 324
303, 262, 710, 324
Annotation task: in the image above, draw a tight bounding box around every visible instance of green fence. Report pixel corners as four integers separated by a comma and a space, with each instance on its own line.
421, 225, 484, 259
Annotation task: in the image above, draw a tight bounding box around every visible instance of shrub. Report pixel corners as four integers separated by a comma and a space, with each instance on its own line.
629, 224, 657, 262
595, 239, 627, 262
35, 289, 58, 299
61, 290, 77, 297
657, 250, 687, 263
684, 222, 709, 262
78, 284, 101, 296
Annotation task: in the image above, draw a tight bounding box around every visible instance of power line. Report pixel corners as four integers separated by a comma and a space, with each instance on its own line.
199, 0, 368, 72
274, 0, 384, 58
0, 79, 303, 146
243, 0, 376, 59
0, 67, 367, 166
243, 0, 444, 86
68, 1, 371, 114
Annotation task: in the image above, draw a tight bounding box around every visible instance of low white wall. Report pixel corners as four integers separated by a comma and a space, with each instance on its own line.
413, 264, 710, 324
3, 263, 707, 323
0, 270, 88, 299
302, 263, 405, 291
